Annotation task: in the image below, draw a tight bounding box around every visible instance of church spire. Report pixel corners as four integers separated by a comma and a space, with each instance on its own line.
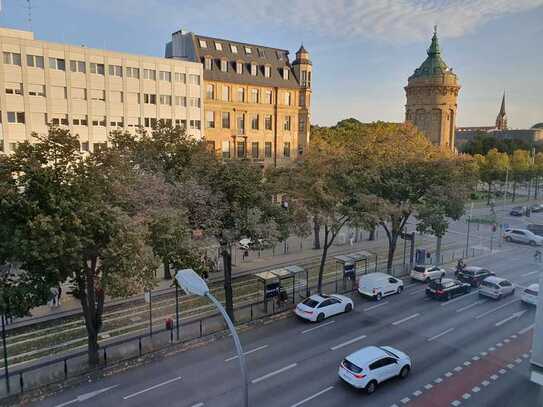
495, 92, 508, 130
428, 25, 441, 56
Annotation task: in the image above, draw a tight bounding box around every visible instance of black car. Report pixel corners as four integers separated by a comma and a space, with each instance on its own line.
426, 278, 471, 301
510, 206, 525, 216
531, 204, 543, 213
457, 266, 495, 287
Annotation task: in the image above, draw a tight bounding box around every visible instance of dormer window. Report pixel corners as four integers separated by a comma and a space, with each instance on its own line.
215, 42, 222, 51
221, 59, 228, 72
282, 68, 289, 80
230, 44, 238, 54
257, 48, 264, 57
250, 63, 257, 76
236, 61, 243, 74
199, 39, 207, 48
204, 57, 212, 71
264, 65, 271, 78
245, 46, 252, 54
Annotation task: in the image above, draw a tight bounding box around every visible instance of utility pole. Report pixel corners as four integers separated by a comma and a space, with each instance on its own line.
466, 202, 474, 256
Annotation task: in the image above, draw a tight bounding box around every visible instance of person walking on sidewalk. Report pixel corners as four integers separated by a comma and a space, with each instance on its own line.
56, 284, 62, 306
49, 286, 59, 308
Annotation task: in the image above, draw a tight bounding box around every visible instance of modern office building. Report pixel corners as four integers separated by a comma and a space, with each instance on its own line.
0, 27, 204, 154
166, 29, 312, 167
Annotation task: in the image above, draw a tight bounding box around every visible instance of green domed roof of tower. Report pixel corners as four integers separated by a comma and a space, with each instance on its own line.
410, 26, 453, 79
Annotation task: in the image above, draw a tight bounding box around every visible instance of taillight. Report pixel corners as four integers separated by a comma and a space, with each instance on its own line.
304, 310, 313, 315
353, 372, 366, 379
436, 289, 444, 295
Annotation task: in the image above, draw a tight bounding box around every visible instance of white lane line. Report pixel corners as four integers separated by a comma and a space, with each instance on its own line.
225, 345, 269, 362
301, 320, 335, 334
440, 291, 478, 306
519, 323, 536, 335
190, 403, 204, 407
251, 363, 297, 384
495, 311, 527, 327
392, 313, 420, 326
290, 386, 334, 407
364, 301, 389, 311
428, 327, 455, 342
330, 335, 367, 351
474, 299, 520, 319
456, 300, 487, 313
122, 376, 182, 400
53, 385, 120, 407
521, 270, 539, 277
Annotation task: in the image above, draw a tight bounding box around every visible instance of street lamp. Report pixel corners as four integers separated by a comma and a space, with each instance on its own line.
175, 269, 248, 407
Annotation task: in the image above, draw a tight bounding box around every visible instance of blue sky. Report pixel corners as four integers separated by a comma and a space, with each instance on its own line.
1, 0, 542, 129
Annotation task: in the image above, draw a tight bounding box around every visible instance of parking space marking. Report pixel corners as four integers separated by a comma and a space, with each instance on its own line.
364, 301, 389, 311
428, 327, 455, 342
225, 345, 269, 362
330, 335, 367, 351
301, 321, 335, 334
392, 313, 420, 326
289, 386, 334, 407
251, 363, 297, 384
474, 299, 520, 319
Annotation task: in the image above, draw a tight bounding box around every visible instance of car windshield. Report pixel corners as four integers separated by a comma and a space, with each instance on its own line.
379, 347, 399, 359
525, 289, 539, 296
414, 266, 427, 272
301, 298, 319, 308
481, 281, 498, 289
343, 359, 362, 374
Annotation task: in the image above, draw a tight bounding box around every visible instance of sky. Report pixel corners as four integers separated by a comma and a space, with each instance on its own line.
1, 0, 542, 129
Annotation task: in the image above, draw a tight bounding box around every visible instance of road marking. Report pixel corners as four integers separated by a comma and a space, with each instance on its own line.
401, 397, 410, 404
251, 363, 297, 384
472, 386, 481, 393
301, 320, 336, 334
521, 270, 539, 277
225, 345, 269, 362
440, 291, 478, 306
424, 383, 433, 390
405, 283, 417, 289
330, 335, 367, 351
518, 323, 535, 335
190, 403, 204, 407
290, 386, 334, 407
364, 301, 389, 311
409, 288, 426, 296
54, 385, 119, 407
427, 327, 455, 342
462, 393, 471, 400
451, 401, 461, 406
456, 299, 487, 312
474, 299, 520, 319
392, 313, 420, 326
413, 390, 422, 397
122, 377, 182, 400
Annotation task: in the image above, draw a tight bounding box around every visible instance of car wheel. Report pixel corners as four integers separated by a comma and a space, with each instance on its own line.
365, 380, 377, 394
316, 313, 325, 322
399, 366, 410, 379
441, 273, 445, 279
397, 286, 403, 294
344, 303, 353, 313
497, 294, 502, 300
505, 236, 512, 242
375, 293, 383, 301
530, 240, 537, 246
425, 277, 431, 284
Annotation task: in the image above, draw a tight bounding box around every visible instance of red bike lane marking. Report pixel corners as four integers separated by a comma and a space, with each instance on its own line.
408, 330, 533, 407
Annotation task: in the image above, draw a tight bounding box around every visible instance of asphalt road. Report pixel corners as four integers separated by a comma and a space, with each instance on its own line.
32, 235, 543, 407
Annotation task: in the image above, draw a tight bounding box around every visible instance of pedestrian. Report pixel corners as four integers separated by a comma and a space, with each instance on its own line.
243, 249, 249, 261
349, 232, 354, 247
49, 286, 58, 308
57, 285, 62, 306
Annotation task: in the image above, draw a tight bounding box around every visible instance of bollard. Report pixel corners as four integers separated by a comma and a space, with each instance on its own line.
138, 337, 142, 357
19, 373, 23, 393
64, 359, 68, 379
200, 319, 203, 337
103, 348, 107, 366
250, 304, 253, 321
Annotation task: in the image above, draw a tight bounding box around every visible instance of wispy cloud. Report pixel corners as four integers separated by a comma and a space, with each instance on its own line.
68, 0, 543, 42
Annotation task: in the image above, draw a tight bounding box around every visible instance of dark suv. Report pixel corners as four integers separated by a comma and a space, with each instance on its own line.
457, 266, 495, 287
426, 278, 471, 301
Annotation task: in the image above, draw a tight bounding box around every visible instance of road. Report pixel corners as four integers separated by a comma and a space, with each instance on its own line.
32, 236, 543, 407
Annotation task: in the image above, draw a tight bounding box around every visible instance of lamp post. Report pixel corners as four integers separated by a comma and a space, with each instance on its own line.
175, 269, 248, 407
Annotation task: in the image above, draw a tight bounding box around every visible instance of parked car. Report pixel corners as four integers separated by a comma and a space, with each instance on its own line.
410, 265, 446, 283
527, 224, 543, 237
479, 276, 515, 300
294, 294, 353, 322
503, 228, 543, 246
509, 206, 525, 216
456, 266, 495, 287
338, 346, 411, 394
426, 278, 471, 301
531, 204, 543, 213
521, 283, 539, 306
358, 273, 403, 301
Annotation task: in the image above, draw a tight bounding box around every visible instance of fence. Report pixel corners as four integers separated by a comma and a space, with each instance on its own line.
0, 246, 485, 400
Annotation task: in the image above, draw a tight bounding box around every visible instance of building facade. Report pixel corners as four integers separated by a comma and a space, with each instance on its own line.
166, 30, 311, 167
405, 27, 460, 150
0, 27, 204, 154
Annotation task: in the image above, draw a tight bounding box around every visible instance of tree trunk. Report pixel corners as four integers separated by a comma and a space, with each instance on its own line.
435, 235, 443, 265
317, 226, 330, 294
368, 227, 376, 241
313, 217, 321, 249
536, 177, 539, 199
386, 234, 398, 272
512, 181, 517, 202
221, 244, 234, 322
487, 182, 492, 205
163, 258, 171, 280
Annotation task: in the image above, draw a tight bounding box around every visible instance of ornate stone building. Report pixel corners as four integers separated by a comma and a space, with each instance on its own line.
405, 27, 460, 149
495, 92, 508, 130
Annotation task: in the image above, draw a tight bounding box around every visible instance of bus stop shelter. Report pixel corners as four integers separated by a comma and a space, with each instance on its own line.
334, 251, 373, 292
255, 265, 308, 312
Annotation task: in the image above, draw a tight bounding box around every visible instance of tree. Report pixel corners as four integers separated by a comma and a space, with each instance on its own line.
534, 153, 543, 199
510, 149, 530, 202
1, 128, 158, 366
474, 149, 510, 204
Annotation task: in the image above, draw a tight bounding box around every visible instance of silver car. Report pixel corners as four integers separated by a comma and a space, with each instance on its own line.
479, 276, 515, 300
503, 228, 543, 246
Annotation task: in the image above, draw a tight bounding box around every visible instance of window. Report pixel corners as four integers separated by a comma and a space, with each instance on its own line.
144, 93, 156, 104
92, 116, 106, 127
222, 141, 230, 159
7, 112, 25, 123
283, 142, 291, 158
301, 70, 311, 87
28, 84, 46, 97
244, 46, 252, 54
220, 60, 228, 72
222, 112, 230, 128
126, 67, 140, 78
204, 58, 212, 71
72, 115, 88, 126
144, 117, 158, 128
5, 82, 23, 95
199, 39, 207, 48
206, 111, 215, 128
237, 141, 246, 158
110, 91, 124, 103
81, 141, 89, 152
257, 48, 265, 57
284, 115, 291, 131
251, 114, 259, 130
250, 88, 259, 103
110, 118, 124, 127
300, 93, 305, 107
174, 72, 185, 83
299, 117, 305, 132
70, 60, 86, 73
127, 117, 142, 127
91, 89, 106, 101
250, 63, 257, 76
237, 114, 245, 134
51, 115, 69, 126
93, 143, 107, 152
215, 42, 223, 51
49, 57, 66, 71
188, 97, 200, 107
3, 52, 21, 66
264, 65, 271, 78
175, 119, 186, 129
143, 69, 156, 80
265, 90, 272, 104
51, 86, 67, 99
230, 44, 238, 54
252, 142, 259, 158
159, 95, 172, 105
90, 63, 105, 75
159, 71, 171, 82
27, 54, 44, 68
222, 85, 230, 101
285, 92, 291, 106
188, 74, 200, 85
282, 67, 289, 80
237, 87, 245, 102
175, 96, 186, 106
265, 114, 272, 130
108, 65, 123, 77
236, 61, 242, 74
189, 119, 201, 130
206, 84, 215, 99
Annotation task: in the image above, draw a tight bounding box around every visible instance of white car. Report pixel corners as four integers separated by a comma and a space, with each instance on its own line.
410, 265, 446, 283
338, 345, 411, 394
521, 283, 539, 306
294, 294, 353, 322
503, 228, 543, 246
479, 276, 515, 300
358, 273, 403, 301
